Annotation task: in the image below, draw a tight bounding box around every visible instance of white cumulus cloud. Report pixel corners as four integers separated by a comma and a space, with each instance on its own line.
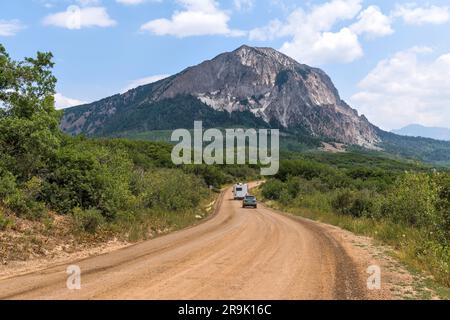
250, 0, 370, 65
43, 6, 117, 29
140, 0, 244, 37
392, 3, 450, 25
350, 47, 450, 130
54, 93, 87, 109
0, 20, 25, 37
248, 0, 401, 65
281, 27, 363, 65
350, 5, 394, 38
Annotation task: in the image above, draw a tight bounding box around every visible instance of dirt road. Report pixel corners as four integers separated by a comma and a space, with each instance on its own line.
0, 182, 372, 299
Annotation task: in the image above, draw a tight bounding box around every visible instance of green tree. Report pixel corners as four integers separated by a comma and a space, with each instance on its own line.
381, 173, 442, 230
261, 179, 285, 200
0, 44, 61, 181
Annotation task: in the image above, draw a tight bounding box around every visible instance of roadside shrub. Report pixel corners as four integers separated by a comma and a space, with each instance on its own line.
285, 177, 302, 198
0, 170, 17, 200
349, 190, 379, 218
261, 180, 285, 200
42, 143, 134, 219
139, 169, 205, 211
72, 208, 105, 233
293, 191, 332, 213
98, 139, 174, 169
183, 165, 230, 188
279, 191, 293, 206
24, 176, 43, 201
222, 165, 258, 182
434, 172, 450, 238
276, 159, 333, 181
0, 115, 62, 182
0, 208, 14, 230
0, 171, 46, 219
381, 173, 442, 230
9, 196, 46, 220
331, 189, 355, 216
331, 189, 378, 218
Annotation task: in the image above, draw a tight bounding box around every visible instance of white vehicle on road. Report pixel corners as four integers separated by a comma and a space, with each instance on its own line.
233, 183, 248, 200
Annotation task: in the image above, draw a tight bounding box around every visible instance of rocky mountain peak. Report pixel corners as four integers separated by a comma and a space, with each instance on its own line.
232, 45, 299, 70
61, 45, 380, 149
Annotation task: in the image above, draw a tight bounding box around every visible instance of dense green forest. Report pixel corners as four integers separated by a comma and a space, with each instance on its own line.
98, 95, 271, 136
377, 129, 450, 166
63, 94, 271, 137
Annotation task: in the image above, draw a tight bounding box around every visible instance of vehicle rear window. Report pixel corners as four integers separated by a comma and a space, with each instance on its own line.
236, 188, 242, 191
245, 196, 255, 200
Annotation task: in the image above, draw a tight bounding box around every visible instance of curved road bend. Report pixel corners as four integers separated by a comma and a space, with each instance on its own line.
0, 182, 367, 300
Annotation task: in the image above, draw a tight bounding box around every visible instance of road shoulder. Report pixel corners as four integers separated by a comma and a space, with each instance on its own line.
0, 189, 225, 281
263, 202, 442, 300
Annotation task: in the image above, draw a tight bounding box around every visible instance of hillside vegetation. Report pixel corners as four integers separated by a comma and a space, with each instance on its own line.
378, 130, 450, 166
0, 45, 258, 261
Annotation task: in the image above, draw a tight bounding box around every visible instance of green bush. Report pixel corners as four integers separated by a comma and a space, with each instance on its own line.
0, 170, 17, 199
331, 189, 355, 215
72, 208, 105, 233
23, 176, 43, 200
0, 208, 14, 230
42, 143, 134, 219
261, 180, 285, 200
434, 172, 450, 237
0, 115, 61, 182
276, 159, 334, 181
381, 173, 442, 230
293, 191, 332, 213
138, 169, 205, 211
331, 189, 379, 218
351, 190, 380, 218
0, 171, 46, 219
285, 177, 302, 198
279, 191, 293, 206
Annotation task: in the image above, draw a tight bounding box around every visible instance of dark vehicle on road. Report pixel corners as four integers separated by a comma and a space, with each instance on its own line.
243, 195, 257, 208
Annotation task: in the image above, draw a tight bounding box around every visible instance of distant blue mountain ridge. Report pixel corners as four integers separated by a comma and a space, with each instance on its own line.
392, 124, 450, 141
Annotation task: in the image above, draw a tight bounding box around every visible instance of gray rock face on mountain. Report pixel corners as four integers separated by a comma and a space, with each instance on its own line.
61, 45, 380, 148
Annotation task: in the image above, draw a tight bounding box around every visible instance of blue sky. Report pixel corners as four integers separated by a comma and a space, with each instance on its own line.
1, 0, 450, 130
